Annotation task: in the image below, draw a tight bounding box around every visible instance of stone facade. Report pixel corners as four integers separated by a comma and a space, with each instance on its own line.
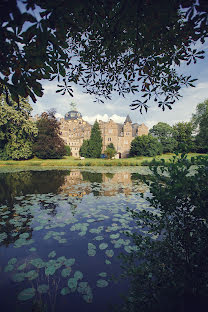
59, 111, 148, 158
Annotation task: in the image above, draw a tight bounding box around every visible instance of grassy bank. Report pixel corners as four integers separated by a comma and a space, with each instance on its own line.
0, 153, 206, 168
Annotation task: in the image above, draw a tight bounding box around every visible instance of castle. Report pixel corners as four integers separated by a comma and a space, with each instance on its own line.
59, 110, 148, 158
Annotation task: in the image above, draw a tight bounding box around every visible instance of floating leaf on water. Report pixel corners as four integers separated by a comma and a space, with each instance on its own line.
67, 278, 77, 291
77, 282, 88, 294
45, 266, 56, 276
61, 268, 71, 278
96, 279, 109, 288
34, 226, 43, 231
105, 260, 111, 265
105, 249, 114, 258
98, 272, 107, 278
29, 247, 36, 252
57, 256, 67, 264
99, 243, 108, 250
17, 288, 36, 301
61, 287, 70, 296
48, 251, 56, 258
26, 270, 39, 280
17, 263, 27, 271
30, 258, 45, 269
37, 284, 49, 294
110, 233, 120, 239
88, 243, 96, 250
64, 258, 75, 266
8, 258, 17, 265
19, 233, 30, 239
4, 264, 14, 272
83, 294, 93, 303
94, 236, 104, 241
88, 248, 96, 256
12, 272, 26, 282
74, 271, 83, 281
124, 246, 132, 253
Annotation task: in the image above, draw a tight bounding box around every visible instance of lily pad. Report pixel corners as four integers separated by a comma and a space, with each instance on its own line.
18, 288, 36, 301
48, 251, 56, 258
30, 258, 45, 269
17, 263, 27, 271
8, 258, 17, 265
74, 271, 83, 280
29, 247, 36, 252
26, 270, 38, 280
99, 243, 108, 250
4, 264, 14, 272
105, 249, 114, 258
98, 272, 107, 277
12, 272, 26, 282
61, 268, 71, 278
45, 266, 56, 276
67, 278, 77, 291
64, 258, 75, 266
105, 260, 111, 265
96, 279, 109, 288
61, 287, 70, 295
37, 284, 49, 294
88, 243, 96, 249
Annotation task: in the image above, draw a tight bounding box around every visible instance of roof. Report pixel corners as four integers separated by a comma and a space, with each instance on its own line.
124, 115, 132, 123
65, 110, 82, 120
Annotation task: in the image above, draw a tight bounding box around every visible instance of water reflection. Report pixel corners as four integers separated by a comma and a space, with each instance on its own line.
1, 168, 148, 312
59, 169, 147, 197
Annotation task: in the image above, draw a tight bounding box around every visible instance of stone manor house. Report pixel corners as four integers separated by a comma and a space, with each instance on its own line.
59, 110, 148, 158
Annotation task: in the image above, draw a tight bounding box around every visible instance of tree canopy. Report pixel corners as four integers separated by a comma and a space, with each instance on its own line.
33, 111, 66, 159
173, 121, 194, 152
0, 0, 208, 112
0, 94, 37, 160
192, 99, 208, 152
130, 134, 163, 157
149, 122, 177, 153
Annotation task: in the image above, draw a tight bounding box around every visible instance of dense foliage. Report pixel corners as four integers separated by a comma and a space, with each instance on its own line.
0, 94, 37, 160
149, 122, 177, 153
121, 154, 208, 312
130, 135, 163, 157
80, 121, 102, 158
192, 99, 208, 153
173, 122, 194, 153
33, 111, 66, 159
0, 1, 207, 112
105, 143, 117, 159
79, 140, 90, 158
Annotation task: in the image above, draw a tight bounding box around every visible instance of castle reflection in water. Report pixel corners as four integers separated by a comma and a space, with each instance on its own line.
59, 169, 147, 198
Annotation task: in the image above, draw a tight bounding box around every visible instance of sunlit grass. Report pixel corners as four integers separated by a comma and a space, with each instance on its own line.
0, 153, 206, 167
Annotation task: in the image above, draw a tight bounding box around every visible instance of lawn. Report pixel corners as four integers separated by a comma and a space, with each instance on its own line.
0, 153, 206, 167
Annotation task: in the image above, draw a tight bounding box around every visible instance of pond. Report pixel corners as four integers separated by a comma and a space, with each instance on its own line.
0, 167, 152, 312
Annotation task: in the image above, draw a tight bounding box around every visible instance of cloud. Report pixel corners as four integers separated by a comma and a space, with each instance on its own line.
83, 113, 126, 124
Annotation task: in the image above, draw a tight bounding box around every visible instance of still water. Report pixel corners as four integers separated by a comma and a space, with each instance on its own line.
0, 167, 151, 312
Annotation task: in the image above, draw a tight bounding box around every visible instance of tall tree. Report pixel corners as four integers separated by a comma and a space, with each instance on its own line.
88, 121, 102, 158
33, 111, 66, 159
0, 94, 37, 160
149, 122, 177, 153
79, 139, 90, 158
192, 99, 208, 152
0, 0, 207, 111
173, 122, 194, 153
130, 134, 163, 157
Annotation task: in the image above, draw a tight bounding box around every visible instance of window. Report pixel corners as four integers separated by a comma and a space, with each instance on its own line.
109, 129, 113, 134
108, 138, 111, 142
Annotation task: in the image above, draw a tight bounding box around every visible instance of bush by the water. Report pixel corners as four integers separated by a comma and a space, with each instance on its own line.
130, 134, 163, 157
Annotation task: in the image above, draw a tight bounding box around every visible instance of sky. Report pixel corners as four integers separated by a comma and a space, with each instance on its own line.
31, 42, 208, 130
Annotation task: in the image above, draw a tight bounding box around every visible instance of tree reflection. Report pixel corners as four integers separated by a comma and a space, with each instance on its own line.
120, 155, 208, 312
0, 170, 69, 247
